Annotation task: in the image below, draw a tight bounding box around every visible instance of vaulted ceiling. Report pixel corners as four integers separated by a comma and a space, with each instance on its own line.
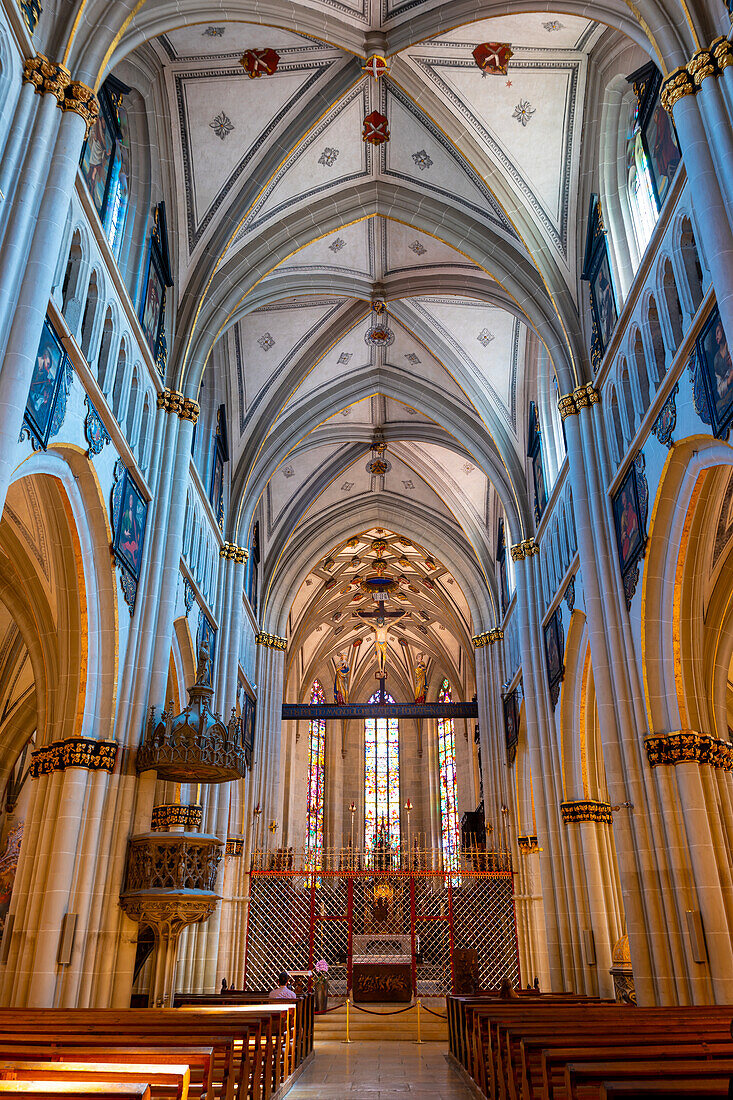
103, 1, 649, 642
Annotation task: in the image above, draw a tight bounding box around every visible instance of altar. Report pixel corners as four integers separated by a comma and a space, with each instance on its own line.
351, 934, 413, 1003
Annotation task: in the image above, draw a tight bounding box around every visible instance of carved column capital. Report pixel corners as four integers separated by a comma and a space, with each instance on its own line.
157, 389, 184, 415
688, 48, 716, 86
472, 631, 491, 648
661, 65, 697, 113
517, 834, 540, 853
63, 81, 99, 135
23, 54, 71, 103
711, 36, 733, 72
30, 737, 117, 777
557, 392, 577, 420
220, 541, 249, 563
511, 537, 539, 561
179, 397, 200, 423
644, 730, 733, 769
561, 799, 613, 824
255, 631, 287, 650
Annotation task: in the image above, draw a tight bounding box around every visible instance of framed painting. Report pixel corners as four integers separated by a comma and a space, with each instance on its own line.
112, 469, 147, 577
22, 318, 72, 451
591, 250, 618, 351
139, 202, 173, 373
627, 62, 680, 212
110, 461, 149, 613
613, 463, 645, 574
581, 195, 618, 370
242, 692, 256, 768
543, 609, 565, 706
503, 689, 519, 766
612, 452, 649, 608
695, 306, 733, 437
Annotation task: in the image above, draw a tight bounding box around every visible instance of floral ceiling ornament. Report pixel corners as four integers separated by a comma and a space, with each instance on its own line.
513, 100, 536, 126
412, 150, 433, 170
362, 55, 389, 80
239, 48, 280, 78
338, 352, 352, 365
473, 42, 514, 76
319, 147, 339, 167
543, 20, 564, 31
365, 301, 395, 346
363, 110, 390, 146
210, 112, 234, 140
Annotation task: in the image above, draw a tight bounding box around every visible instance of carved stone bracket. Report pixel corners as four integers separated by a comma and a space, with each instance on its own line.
644, 731, 733, 770
30, 737, 117, 778
561, 800, 613, 824
517, 834, 540, 853
255, 631, 287, 650
151, 803, 203, 831
226, 836, 244, 856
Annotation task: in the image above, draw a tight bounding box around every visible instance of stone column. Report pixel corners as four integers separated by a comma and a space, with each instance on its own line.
473, 638, 503, 840
660, 62, 733, 343
0, 73, 98, 518
247, 633, 287, 861
511, 546, 568, 990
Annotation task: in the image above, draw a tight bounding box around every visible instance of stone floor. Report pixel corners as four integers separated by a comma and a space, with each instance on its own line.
285, 1040, 476, 1099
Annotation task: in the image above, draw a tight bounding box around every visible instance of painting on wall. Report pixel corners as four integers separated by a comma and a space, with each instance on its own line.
581, 196, 618, 371
111, 461, 149, 613
612, 451, 649, 608
627, 61, 681, 211
503, 689, 519, 766
0, 823, 23, 937
21, 318, 73, 452
694, 306, 733, 437
543, 609, 565, 707
139, 202, 173, 374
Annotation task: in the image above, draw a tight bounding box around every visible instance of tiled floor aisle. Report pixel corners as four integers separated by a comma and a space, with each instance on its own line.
286, 1041, 477, 1099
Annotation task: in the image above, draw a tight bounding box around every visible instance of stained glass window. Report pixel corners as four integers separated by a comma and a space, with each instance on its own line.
626, 99, 657, 255
364, 691, 400, 851
306, 680, 326, 867
438, 679, 460, 872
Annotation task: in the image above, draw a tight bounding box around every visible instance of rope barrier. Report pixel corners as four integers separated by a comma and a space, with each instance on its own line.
317, 1000, 348, 1013
350, 1000, 418, 1016
420, 1003, 448, 1019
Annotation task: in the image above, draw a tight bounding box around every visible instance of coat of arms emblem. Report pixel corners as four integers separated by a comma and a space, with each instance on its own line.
240, 48, 280, 78
472, 42, 513, 75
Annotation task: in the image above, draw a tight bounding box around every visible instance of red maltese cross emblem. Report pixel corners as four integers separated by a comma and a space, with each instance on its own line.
472, 42, 513, 75
240, 48, 280, 78
362, 111, 390, 145
362, 55, 389, 80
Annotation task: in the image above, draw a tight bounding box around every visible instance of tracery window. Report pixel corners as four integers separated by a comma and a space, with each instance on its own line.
625, 98, 658, 255
80, 76, 130, 258
306, 680, 326, 866
437, 679, 460, 873
364, 691, 400, 851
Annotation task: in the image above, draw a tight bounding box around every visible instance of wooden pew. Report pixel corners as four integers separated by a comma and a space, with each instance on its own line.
0, 1063, 189, 1100
599, 1080, 731, 1098
565, 1058, 733, 1100
0, 1006, 294, 1100
0, 1049, 215, 1100
0, 1085, 151, 1100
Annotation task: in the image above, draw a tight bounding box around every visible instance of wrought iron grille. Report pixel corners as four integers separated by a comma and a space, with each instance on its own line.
244, 863, 518, 995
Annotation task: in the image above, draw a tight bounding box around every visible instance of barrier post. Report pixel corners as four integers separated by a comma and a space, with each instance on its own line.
344, 994, 352, 1043
416, 998, 422, 1044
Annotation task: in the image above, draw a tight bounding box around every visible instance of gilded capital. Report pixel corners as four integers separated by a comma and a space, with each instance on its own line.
573, 382, 600, 408
557, 393, 577, 420
157, 389, 183, 415
644, 730, 733, 770
472, 631, 491, 648
179, 397, 200, 423
517, 834, 540, 854
63, 81, 100, 134
687, 48, 716, 86
510, 543, 525, 562
220, 542, 249, 564
488, 627, 504, 643
255, 631, 287, 650
23, 54, 71, 103
561, 799, 613, 824
711, 36, 733, 72
660, 66, 696, 113
520, 537, 539, 557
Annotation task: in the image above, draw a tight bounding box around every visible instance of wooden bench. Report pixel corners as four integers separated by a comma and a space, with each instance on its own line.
0, 1063, 189, 1100
0, 1085, 151, 1099
565, 1057, 733, 1100
0, 1049, 215, 1100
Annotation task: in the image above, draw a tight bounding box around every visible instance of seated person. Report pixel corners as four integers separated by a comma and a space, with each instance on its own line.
269, 971, 297, 1001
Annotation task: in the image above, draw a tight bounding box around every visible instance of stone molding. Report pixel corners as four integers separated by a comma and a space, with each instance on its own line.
557, 384, 600, 420
220, 542, 249, 564
119, 892, 218, 931
472, 627, 503, 648
156, 390, 200, 423
151, 803, 203, 831
30, 737, 117, 778
561, 799, 613, 824
644, 730, 733, 770
517, 834, 540, 853
510, 538, 539, 561
661, 39, 733, 113
255, 631, 287, 650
